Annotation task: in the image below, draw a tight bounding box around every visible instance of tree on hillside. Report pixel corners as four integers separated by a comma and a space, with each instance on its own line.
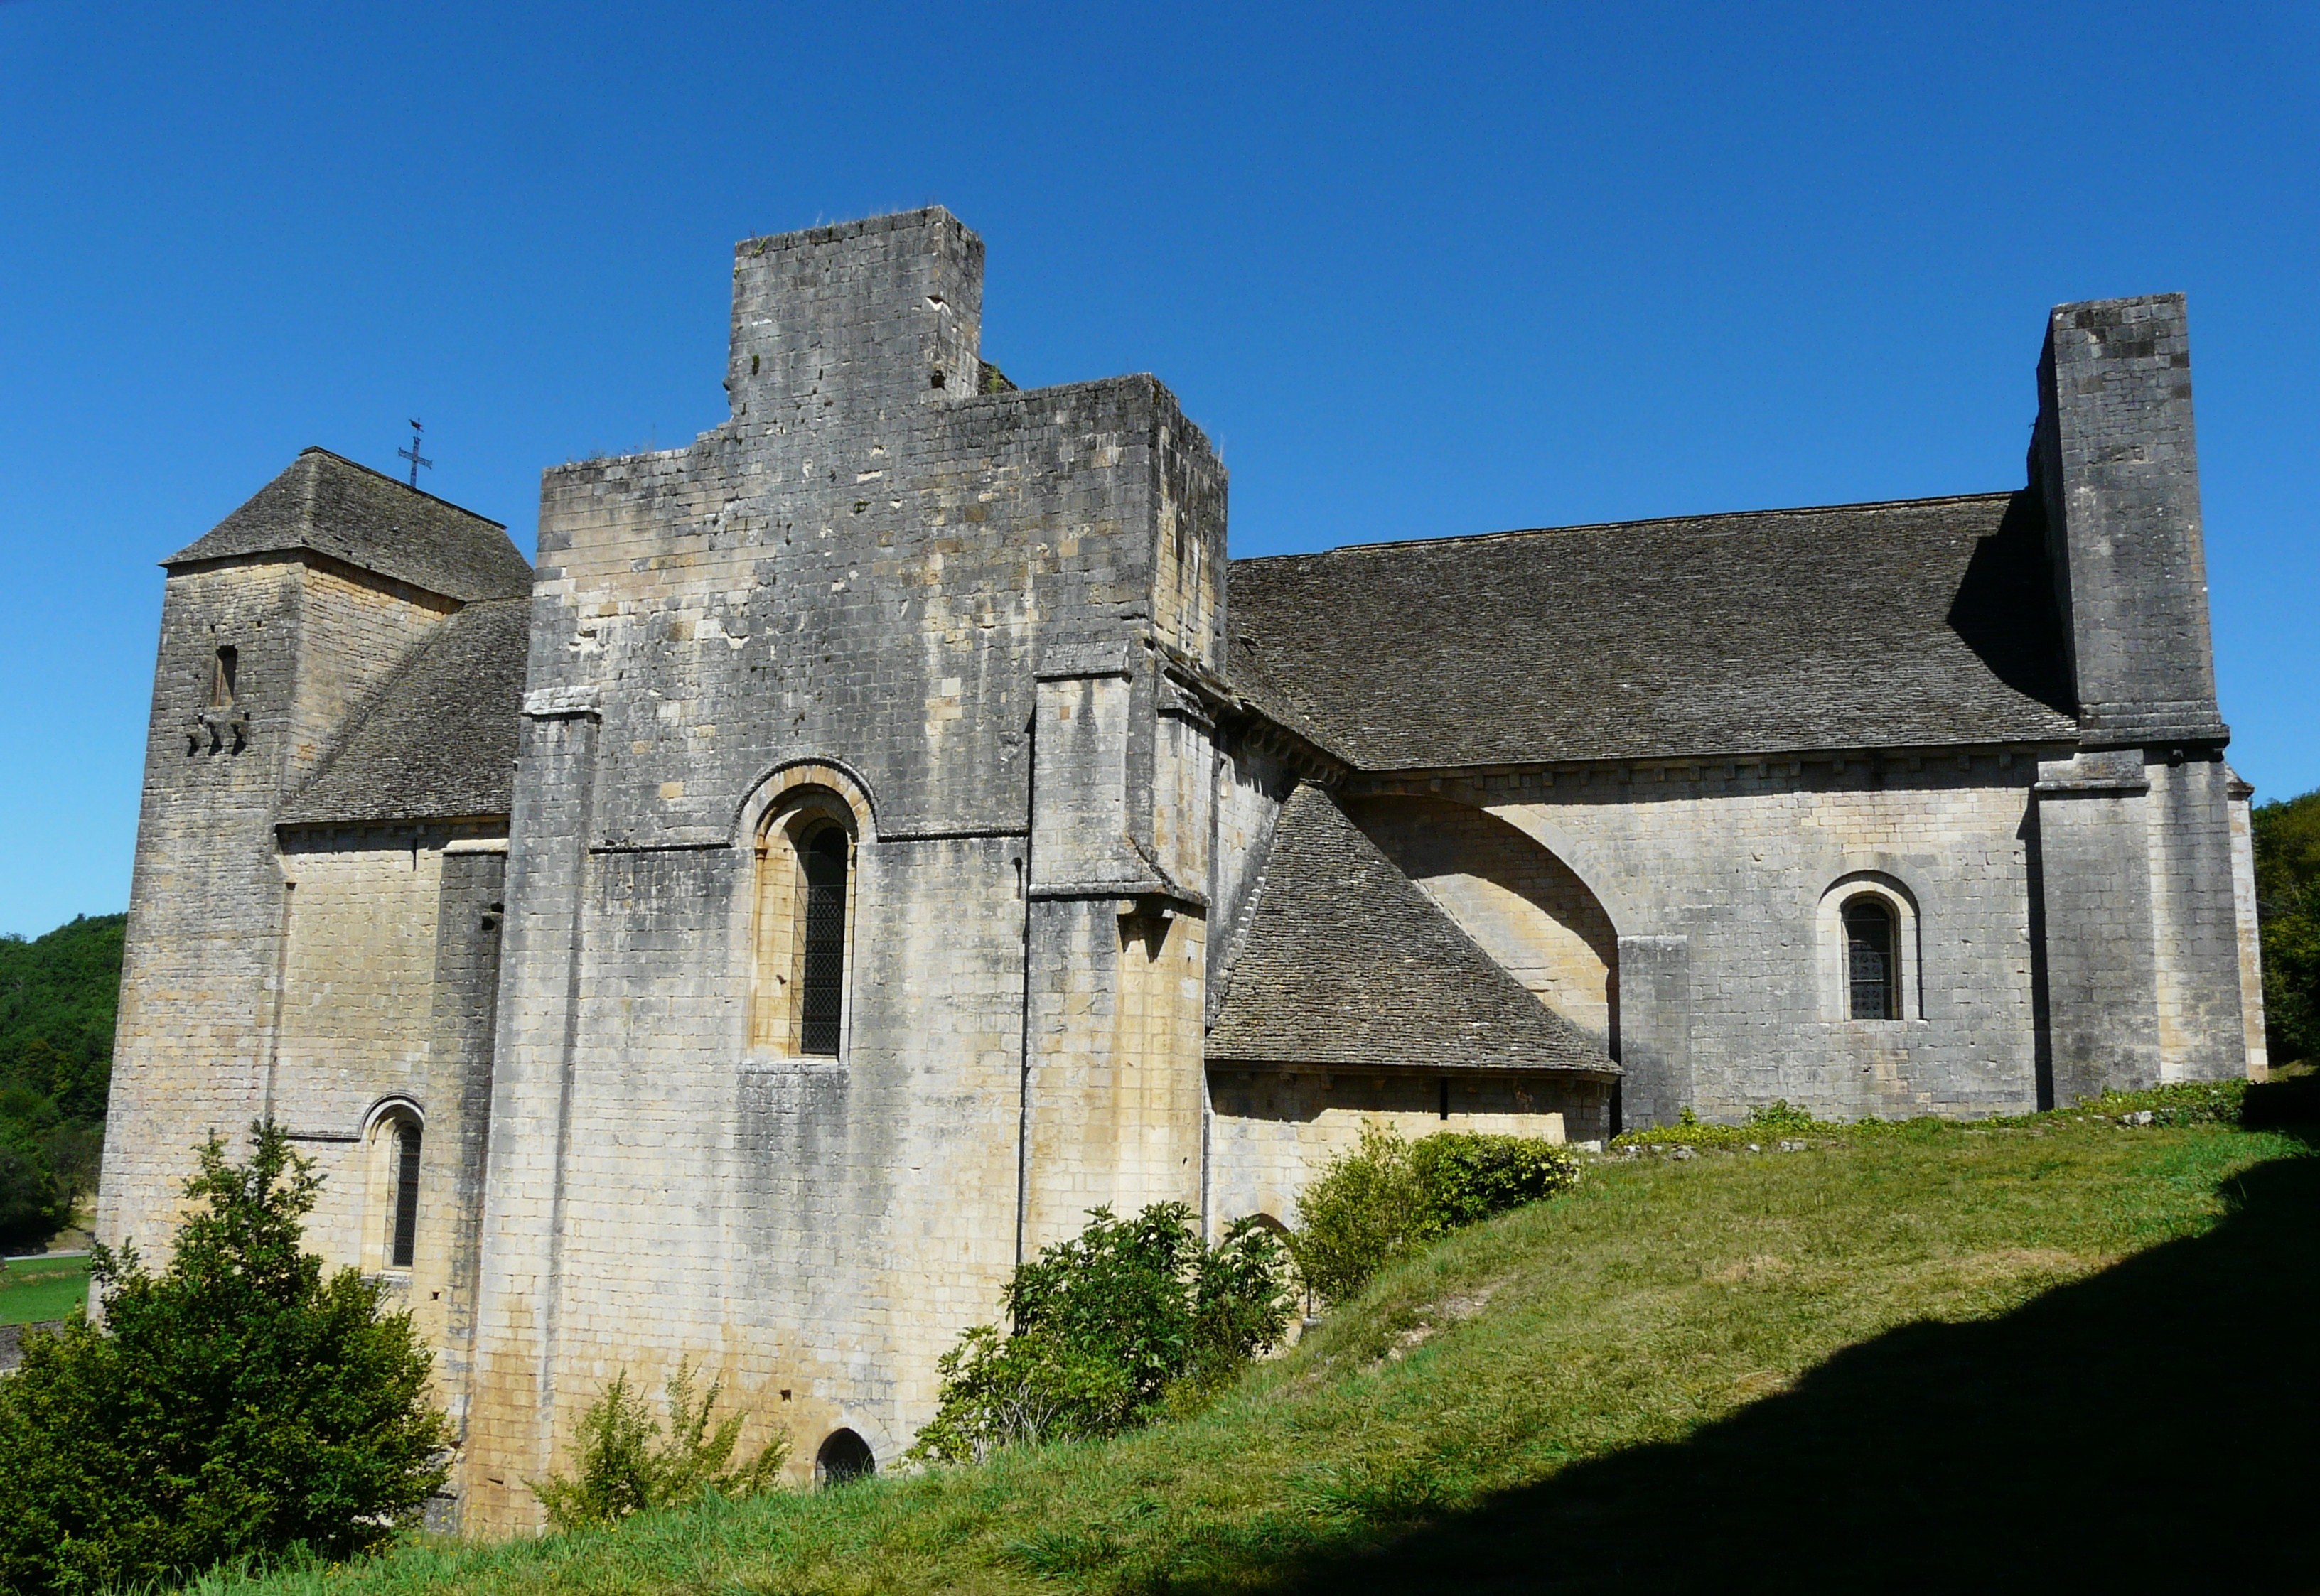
0, 914, 127, 1248
2253, 789, 2320, 1068
0, 1122, 453, 1595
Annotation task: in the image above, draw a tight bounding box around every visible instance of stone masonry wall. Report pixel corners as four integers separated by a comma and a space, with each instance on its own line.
1342, 755, 2058, 1127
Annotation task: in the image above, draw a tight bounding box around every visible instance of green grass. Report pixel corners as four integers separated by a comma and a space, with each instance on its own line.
0, 1251, 90, 1326
201, 1111, 2319, 1595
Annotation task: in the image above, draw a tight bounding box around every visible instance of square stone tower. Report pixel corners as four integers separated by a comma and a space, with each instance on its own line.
458, 209, 1228, 1528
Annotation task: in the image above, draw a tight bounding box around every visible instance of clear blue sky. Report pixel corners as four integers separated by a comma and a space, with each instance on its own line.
2, 1, 2313, 937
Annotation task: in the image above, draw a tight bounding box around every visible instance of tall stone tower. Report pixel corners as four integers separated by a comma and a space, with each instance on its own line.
456, 208, 1229, 1528
101, 454, 530, 1249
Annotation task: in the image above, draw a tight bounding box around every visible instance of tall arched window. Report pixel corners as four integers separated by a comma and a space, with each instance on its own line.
388, 1120, 421, 1268
798, 824, 848, 1056
1842, 896, 1898, 1021
751, 796, 856, 1056
363, 1103, 424, 1274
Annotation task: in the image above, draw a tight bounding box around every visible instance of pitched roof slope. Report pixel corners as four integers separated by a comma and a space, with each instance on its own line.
1208, 784, 1616, 1073
166, 448, 533, 603
279, 599, 531, 826
1228, 491, 2076, 770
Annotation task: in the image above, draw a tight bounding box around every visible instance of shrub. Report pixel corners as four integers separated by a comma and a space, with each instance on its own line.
1409, 1130, 1583, 1231
0, 1122, 453, 1595
1288, 1125, 1580, 1307
911, 1204, 1291, 1464
1284, 1123, 1429, 1309
530, 1359, 788, 1531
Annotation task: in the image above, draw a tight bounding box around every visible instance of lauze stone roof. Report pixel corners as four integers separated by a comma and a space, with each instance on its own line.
279, 599, 532, 826
1208, 784, 1616, 1074
1227, 490, 2078, 770
166, 448, 533, 603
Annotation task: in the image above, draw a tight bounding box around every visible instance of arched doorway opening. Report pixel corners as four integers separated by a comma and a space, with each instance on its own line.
816, 1427, 874, 1485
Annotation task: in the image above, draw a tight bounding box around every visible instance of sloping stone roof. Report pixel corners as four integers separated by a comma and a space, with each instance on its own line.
166, 448, 532, 603
1208, 784, 1616, 1074
279, 600, 531, 826
1227, 490, 2077, 770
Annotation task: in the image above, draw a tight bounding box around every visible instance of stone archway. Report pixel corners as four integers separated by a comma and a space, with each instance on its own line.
1338, 794, 1620, 1052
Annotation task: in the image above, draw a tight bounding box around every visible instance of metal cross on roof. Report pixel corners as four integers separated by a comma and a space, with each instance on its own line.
397, 419, 433, 487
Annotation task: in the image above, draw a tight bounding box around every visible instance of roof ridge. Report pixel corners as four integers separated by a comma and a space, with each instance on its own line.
291, 446, 508, 531
1228, 487, 2023, 567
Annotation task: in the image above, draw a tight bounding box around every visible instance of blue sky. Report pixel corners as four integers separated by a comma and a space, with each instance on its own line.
1, 1, 2313, 937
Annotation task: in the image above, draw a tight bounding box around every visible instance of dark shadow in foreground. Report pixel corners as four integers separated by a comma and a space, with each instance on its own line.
1218, 1131, 2320, 1595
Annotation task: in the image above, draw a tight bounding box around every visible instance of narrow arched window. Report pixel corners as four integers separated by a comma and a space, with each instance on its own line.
389, 1120, 421, 1268
1842, 897, 1898, 1020
798, 824, 849, 1055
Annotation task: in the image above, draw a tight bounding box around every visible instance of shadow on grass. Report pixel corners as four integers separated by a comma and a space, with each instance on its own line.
1230, 1131, 2320, 1595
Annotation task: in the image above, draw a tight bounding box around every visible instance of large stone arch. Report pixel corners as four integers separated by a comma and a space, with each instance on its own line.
1338, 793, 1621, 1052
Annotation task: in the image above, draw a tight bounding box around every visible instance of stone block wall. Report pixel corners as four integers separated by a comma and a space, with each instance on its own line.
1342, 755, 2058, 1126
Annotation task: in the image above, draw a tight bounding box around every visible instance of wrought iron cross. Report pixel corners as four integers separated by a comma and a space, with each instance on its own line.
398, 419, 433, 487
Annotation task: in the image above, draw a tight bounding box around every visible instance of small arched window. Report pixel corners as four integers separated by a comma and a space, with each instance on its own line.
1842, 896, 1898, 1021
816, 1428, 874, 1485
365, 1104, 424, 1274
798, 824, 849, 1057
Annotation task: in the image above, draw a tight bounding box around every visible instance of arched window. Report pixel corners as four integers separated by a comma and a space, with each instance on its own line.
798, 824, 849, 1057
388, 1119, 421, 1268
751, 797, 856, 1056
363, 1102, 424, 1274
816, 1428, 874, 1485
1842, 896, 1898, 1021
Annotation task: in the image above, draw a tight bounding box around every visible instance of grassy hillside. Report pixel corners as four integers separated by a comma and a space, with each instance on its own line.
198, 1099, 2317, 1595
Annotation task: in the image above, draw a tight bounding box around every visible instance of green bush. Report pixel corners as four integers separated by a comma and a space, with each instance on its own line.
1287, 1125, 1581, 1307
0, 1122, 452, 1595
911, 1203, 1292, 1465
530, 1359, 789, 1531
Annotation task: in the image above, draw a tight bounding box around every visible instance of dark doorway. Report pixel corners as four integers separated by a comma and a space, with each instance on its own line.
816, 1427, 874, 1485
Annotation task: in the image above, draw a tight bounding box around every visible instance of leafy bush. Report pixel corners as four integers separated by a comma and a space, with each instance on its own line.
1287, 1126, 1580, 1307
911, 1203, 1292, 1464
0, 1122, 452, 1595
530, 1359, 789, 1531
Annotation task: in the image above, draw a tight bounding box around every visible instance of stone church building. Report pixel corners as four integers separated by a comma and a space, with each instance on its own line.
100, 209, 2264, 1527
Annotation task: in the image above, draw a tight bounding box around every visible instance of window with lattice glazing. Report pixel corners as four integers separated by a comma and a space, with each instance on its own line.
1842, 897, 1898, 1020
